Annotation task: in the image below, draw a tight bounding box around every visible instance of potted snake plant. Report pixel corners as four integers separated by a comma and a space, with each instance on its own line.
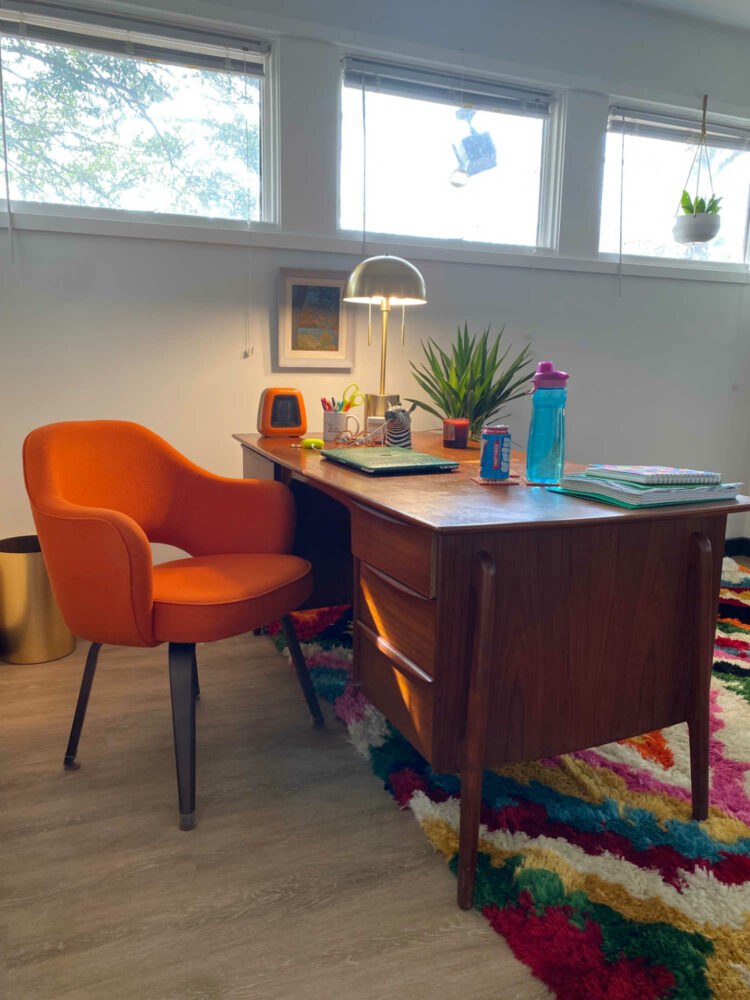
407, 324, 534, 447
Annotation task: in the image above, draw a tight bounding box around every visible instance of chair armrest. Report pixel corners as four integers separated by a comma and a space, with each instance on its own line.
30, 500, 155, 647
167, 471, 297, 556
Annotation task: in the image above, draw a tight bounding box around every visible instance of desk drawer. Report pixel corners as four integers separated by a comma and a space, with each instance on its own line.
350, 502, 435, 597
358, 562, 436, 677
354, 622, 433, 761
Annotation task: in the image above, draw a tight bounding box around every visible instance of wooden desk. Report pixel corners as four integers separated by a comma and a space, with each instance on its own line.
235, 432, 750, 907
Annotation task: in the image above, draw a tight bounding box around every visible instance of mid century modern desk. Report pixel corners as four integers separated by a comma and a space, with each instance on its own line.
235, 432, 750, 908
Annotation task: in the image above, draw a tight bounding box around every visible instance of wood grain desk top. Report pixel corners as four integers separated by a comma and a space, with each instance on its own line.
234, 431, 750, 534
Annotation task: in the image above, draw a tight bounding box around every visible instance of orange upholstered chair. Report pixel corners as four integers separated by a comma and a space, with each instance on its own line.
23, 420, 322, 830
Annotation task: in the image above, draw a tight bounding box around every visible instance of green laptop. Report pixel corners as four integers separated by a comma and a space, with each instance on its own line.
320, 446, 459, 476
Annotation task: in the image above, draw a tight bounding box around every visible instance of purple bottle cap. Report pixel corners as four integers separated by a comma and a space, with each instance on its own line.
532, 361, 569, 389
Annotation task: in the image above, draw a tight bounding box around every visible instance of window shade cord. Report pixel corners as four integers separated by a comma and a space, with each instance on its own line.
0, 41, 15, 262
618, 125, 624, 298
361, 74, 372, 347
361, 74, 366, 261
243, 51, 254, 360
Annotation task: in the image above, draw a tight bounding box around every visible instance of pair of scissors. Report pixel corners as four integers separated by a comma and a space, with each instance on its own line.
341, 382, 365, 411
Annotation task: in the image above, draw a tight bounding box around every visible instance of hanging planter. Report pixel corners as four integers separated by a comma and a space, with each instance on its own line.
672, 95, 722, 246
673, 195, 721, 244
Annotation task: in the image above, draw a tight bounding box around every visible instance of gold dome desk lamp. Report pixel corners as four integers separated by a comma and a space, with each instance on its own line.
343, 254, 427, 422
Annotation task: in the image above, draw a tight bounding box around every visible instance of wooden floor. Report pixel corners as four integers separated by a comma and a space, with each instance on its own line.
1, 634, 551, 1000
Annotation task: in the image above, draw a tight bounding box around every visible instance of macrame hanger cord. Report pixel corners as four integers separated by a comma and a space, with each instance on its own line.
701, 94, 716, 196
0, 41, 15, 263
694, 97, 705, 204
676, 94, 714, 216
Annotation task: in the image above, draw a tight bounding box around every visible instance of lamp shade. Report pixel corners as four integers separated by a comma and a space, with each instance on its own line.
344, 255, 427, 306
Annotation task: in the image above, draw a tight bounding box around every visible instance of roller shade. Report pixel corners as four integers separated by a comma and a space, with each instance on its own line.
0, 1, 268, 75
343, 56, 553, 118
609, 106, 750, 151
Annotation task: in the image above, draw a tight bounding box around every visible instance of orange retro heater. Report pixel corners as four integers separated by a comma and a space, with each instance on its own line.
257, 388, 307, 437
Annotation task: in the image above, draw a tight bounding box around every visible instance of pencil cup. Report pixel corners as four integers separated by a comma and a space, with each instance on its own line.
323, 411, 359, 443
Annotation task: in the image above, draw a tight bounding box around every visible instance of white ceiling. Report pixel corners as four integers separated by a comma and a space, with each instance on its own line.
613, 0, 750, 30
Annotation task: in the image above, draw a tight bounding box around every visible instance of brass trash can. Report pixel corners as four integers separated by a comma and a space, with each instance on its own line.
0, 535, 75, 663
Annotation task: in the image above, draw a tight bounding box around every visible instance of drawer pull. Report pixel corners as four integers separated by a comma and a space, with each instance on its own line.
358, 622, 433, 685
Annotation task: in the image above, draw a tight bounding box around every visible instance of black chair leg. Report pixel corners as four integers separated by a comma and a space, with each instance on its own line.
280, 614, 324, 726
169, 642, 196, 830
191, 647, 200, 701
63, 642, 102, 770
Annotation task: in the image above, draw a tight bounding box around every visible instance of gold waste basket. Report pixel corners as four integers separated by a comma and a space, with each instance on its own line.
0, 535, 75, 663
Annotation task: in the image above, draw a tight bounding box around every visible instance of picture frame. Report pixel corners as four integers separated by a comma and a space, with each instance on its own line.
277, 268, 353, 369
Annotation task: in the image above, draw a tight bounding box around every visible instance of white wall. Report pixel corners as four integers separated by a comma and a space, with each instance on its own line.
2, 0, 750, 540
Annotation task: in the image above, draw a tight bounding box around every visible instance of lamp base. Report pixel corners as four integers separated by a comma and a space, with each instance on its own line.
364, 393, 399, 424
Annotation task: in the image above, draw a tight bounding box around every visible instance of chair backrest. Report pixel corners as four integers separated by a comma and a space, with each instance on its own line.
24, 420, 186, 541
22, 421, 194, 646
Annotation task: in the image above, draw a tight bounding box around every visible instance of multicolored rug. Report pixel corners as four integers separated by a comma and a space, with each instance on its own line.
271, 558, 750, 1000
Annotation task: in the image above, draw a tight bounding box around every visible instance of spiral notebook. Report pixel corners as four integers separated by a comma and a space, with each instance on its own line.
549, 474, 740, 508
585, 465, 722, 485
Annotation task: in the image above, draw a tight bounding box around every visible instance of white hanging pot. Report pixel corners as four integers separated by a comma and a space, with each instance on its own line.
673, 213, 721, 245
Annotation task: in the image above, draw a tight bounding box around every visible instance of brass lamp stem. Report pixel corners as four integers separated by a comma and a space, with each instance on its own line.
379, 298, 390, 396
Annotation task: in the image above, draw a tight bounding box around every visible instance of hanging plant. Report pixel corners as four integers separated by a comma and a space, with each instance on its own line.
672, 95, 722, 246
673, 190, 722, 244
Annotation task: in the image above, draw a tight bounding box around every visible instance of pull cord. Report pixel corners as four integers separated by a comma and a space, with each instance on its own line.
0, 42, 16, 263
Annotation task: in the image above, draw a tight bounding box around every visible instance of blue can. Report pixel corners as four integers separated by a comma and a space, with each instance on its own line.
480, 424, 511, 480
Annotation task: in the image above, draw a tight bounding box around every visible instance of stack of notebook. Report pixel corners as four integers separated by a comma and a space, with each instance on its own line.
548, 465, 741, 508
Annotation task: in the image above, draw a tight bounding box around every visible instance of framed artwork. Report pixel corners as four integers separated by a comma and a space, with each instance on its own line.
277, 269, 353, 369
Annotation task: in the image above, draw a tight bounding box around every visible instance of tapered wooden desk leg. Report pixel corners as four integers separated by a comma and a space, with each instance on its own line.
688, 532, 714, 822
457, 551, 497, 911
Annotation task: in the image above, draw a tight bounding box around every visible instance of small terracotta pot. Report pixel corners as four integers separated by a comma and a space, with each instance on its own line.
442, 418, 469, 449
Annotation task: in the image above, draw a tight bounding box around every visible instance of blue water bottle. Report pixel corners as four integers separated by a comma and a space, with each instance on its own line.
526, 361, 569, 484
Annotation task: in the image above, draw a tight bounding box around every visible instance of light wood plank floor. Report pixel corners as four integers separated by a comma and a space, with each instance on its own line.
1, 634, 551, 1000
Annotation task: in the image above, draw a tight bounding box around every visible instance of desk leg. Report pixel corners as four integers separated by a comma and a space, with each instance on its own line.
688, 532, 714, 822
457, 551, 496, 910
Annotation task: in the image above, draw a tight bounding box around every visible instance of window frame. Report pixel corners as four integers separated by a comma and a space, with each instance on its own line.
597, 101, 750, 269
0, 3, 278, 228
337, 53, 563, 253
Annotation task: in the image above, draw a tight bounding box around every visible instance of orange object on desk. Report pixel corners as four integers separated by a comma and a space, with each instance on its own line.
257, 388, 307, 437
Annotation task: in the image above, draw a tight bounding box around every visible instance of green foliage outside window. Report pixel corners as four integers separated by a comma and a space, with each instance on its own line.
1, 37, 261, 220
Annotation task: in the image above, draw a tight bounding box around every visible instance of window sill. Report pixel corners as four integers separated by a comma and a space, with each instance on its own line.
2, 205, 748, 285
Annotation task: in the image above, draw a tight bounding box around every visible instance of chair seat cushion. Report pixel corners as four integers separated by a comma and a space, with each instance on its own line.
152, 553, 313, 643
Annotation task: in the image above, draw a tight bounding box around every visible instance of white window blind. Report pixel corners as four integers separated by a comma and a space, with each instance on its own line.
0, 1, 268, 74
343, 56, 553, 118
0, 1, 269, 222
608, 106, 750, 152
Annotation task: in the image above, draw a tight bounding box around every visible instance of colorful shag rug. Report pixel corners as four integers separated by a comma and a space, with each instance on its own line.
270, 558, 750, 1000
